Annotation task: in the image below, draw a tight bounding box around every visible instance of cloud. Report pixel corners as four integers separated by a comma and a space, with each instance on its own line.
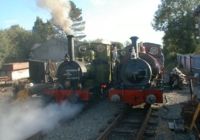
84, 0, 163, 44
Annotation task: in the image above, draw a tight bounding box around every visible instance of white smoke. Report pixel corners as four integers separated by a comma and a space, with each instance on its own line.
37, 0, 72, 33
0, 99, 83, 140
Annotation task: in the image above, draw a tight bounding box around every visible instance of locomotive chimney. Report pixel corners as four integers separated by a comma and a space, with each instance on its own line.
67, 35, 75, 61
130, 36, 139, 58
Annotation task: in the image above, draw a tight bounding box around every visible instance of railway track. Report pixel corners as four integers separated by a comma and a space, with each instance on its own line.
96, 105, 159, 140
26, 132, 45, 140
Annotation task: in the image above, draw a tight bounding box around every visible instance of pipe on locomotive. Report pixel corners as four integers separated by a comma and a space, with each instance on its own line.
130, 36, 139, 58
67, 35, 75, 61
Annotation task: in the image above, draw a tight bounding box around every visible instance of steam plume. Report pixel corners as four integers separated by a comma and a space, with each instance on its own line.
0, 99, 82, 140
37, 0, 72, 33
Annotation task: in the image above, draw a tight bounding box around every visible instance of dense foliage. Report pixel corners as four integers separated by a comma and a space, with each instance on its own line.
153, 0, 200, 67
0, 25, 34, 67
32, 17, 54, 43
70, 1, 86, 40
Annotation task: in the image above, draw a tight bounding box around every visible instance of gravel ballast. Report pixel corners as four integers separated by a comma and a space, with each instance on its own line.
155, 87, 197, 140
43, 99, 122, 140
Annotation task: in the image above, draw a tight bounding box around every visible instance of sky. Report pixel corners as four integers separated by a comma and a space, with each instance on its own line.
0, 0, 164, 44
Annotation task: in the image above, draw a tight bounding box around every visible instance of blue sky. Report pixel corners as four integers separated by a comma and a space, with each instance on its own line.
0, 0, 50, 29
0, 0, 164, 44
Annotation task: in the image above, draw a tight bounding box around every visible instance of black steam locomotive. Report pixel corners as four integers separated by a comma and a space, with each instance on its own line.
109, 36, 163, 106
45, 35, 112, 102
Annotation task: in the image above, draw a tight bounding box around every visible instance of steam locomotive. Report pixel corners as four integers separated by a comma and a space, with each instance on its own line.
109, 37, 163, 106
44, 35, 111, 103
42, 35, 163, 106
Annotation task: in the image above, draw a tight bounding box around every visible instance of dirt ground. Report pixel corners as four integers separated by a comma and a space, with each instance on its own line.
155, 85, 200, 140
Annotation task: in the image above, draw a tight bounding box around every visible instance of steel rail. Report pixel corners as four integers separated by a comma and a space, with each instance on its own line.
96, 111, 125, 140
135, 107, 152, 140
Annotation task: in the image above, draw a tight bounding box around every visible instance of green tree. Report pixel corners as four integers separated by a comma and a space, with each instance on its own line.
0, 31, 12, 67
70, 1, 86, 40
6, 25, 34, 62
153, 0, 200, 66
32, 17, 54, 42
0, 25, 34, 67
153, 0, 200, 31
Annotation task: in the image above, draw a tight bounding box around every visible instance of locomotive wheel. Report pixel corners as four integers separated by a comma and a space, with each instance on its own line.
110, 94, 121, 102
68, 94, 80, 103
146, 94, 157, 104
42, 94, 56, 104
